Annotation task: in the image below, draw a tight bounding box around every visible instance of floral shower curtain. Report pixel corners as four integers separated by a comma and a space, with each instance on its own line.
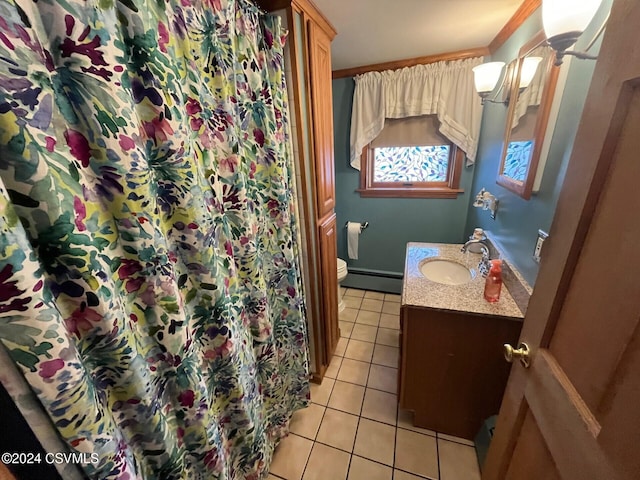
0, 0, 309, 478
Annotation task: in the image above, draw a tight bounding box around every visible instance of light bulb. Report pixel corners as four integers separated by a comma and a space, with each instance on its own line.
519, 57, 543, 89
542, 0, 604, 39
472, 62, 505, 94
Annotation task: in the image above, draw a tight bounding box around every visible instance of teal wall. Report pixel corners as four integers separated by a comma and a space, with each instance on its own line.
332, 2, 611, 290
333, 77, 475, 291
465, 2, 612, 286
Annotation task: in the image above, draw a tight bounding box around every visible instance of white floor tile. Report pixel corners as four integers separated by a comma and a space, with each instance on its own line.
367, 364, 397, 393
378, 313, 400, 330
381, 302, 400, 315
360, 299, 383, 313
339, 308, 359, 322
270, 434, 313, 480
344, 339, 375, 363
335, 336, 349, 357
372, 344, 399, 368
376, 328, 400, 347
328, 380, 365, 415
325, 355, 343, 379
345, 289, 366, 298
344, 296, 363, 309
363, 291, 386, 300
384, 293, 401, 303
438, 438, 481, 480
337, 358, 370, 386
348, 456, 392, 480
353, 418, 396, 466
316, 408, 359, 452
394, 429, 439, 479
289, 404, 325, 440
392, 470, 424, 480
355, 310, 381, 326
310, 377, 334, 406
339, 321, 354, 338
361, 388, 397, 425
302, 443, 350, 480
350, 324, 378, 343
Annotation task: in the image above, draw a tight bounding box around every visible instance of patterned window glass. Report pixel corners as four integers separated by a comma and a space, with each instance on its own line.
373, 146, 450, 183
503, 140, 533, 182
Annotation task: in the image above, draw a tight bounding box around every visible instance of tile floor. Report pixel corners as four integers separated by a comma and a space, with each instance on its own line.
269, 288, 482, 480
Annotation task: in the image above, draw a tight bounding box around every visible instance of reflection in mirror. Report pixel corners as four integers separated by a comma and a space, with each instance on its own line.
498, 31, 560, 199
504, 47, 547, 181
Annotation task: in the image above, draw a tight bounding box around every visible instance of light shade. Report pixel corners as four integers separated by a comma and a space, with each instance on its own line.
472, 62, 505, 94
542, 0, 604, 39
519, 57, 543, 89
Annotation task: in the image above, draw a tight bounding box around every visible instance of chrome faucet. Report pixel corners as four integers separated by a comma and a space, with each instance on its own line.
461, 239, 492, 277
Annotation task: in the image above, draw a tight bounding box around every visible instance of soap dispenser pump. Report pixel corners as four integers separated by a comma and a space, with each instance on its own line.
483, 259, 502, 303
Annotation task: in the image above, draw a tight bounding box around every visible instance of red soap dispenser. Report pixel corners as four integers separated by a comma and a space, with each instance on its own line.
484, 259, 502, 303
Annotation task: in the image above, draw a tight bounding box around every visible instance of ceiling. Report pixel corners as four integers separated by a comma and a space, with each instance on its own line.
312, 0, 524, 71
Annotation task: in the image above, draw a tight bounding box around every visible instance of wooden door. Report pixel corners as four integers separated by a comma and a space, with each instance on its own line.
307, 19, 336, 219
318, 213, 339, 360
0, 463, 15, 480
484, 1, 640, 479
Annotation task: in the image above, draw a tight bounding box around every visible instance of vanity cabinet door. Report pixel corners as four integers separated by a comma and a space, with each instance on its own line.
399, 307, 521, 439
398, 307, 406, 398
318, 213, 339, 360
308, 20, 336, 218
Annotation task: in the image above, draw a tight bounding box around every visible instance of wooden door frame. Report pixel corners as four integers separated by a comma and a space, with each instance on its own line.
483, 0, 640, 476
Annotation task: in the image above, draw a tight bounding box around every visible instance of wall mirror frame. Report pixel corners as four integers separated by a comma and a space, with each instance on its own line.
497, 30, 560, 200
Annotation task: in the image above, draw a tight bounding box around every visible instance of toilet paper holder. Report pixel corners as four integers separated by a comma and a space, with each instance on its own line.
345, 221, 369, 232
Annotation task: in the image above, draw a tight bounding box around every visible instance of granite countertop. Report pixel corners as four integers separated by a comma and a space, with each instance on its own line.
402, 242, 527, 319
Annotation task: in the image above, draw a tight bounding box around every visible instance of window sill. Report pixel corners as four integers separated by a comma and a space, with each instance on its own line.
356, 188, 464, 199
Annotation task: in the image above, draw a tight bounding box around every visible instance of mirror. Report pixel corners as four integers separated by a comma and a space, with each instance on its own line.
497, 31, 560, 200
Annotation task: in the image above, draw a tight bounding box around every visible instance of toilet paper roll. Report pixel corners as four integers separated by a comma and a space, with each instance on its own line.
347, 222, 360, 260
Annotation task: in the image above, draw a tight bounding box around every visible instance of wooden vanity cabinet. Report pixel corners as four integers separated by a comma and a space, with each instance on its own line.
399, 306, 522, 440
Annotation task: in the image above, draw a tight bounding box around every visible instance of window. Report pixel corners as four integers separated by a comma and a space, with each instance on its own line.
357, 115, 465, 198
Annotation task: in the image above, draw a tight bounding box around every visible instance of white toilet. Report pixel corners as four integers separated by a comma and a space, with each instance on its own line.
337, 258, 348, 312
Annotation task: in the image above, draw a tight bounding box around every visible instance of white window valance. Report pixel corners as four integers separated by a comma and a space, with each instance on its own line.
512, 45, 551, 129
349, 57, 485, 170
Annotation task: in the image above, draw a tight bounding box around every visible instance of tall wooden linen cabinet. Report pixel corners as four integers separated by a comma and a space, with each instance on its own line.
259, 0, 338, 381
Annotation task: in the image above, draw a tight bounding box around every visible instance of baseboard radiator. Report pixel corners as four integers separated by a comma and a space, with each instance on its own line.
341, 267, 403, 294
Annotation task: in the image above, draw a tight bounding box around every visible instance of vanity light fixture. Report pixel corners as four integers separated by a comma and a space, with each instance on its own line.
472, 57, 542, 105
542, 0, 607, 65
472, 62, 505, 105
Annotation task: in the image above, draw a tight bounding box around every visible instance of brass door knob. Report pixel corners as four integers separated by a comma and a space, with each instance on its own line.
503, 342, 531, 368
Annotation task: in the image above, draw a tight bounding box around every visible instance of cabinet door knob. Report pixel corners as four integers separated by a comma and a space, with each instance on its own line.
503, 342, 531, 368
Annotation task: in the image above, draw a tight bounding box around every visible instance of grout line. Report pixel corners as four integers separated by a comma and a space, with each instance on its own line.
436, 432, 477, 448
393, 466, 436, 480
351, 453, 394, 470
345, 395, 365, 479
338, 333, 400, 348
298, 435, 314, 480
314, 434, 358, 454
392, 405, 399, 478
436, 435, 441, 480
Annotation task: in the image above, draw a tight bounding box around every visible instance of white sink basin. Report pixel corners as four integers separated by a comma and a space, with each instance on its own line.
419, 259, 472, 285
